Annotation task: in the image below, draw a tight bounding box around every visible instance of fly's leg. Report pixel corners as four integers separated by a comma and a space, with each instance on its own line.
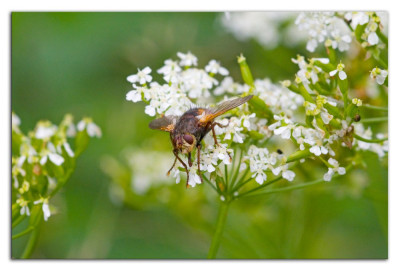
188, 152, 193, 167
167, 156, 177, 176
173, 149, 190, 188
197, 144, 204, 183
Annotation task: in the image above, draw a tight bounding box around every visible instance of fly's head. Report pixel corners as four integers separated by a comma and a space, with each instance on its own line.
172, 133, 197, 154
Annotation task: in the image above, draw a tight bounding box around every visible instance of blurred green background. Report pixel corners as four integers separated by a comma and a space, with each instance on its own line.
11, 12, 387, 259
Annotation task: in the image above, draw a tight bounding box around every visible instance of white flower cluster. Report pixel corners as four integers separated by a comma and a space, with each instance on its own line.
126, 52, 232, 117
214, 77, 304, 118
125, 149, 176, 194
220, 12, 305, 49
240, 145, 295, 184
214, 113, 256, 144
344, 12, 383, 47
12, 113, 101, 221
268, 114, 334, 157
295, 12, 352, 52
255, 79, 304, 117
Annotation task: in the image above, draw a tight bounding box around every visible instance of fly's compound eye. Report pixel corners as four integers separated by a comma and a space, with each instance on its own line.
183, 134, 194, 145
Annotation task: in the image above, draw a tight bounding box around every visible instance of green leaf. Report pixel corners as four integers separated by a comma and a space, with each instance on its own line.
324, 103, 342, 118
355, 23, 368, 42
12, 130, 23, 155
237, 54, 254, 88
248, 130, 264, 140
248, 96, 273, 121
313, 60, 335, 73
326, 47, 337, 65
74, 130, 90, 157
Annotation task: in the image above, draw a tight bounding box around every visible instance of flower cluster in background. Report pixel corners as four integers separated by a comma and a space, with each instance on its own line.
220, 12, 305, 49
12, 113, 101, 223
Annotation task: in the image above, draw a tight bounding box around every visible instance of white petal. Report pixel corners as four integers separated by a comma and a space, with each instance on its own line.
142, 66, 152, 74
77, 120, 86, 131
40, 155, 48, 165
87, 123, 102, 137
323, 172, 332, 181
127, 74, 139, 83
49, 153, 64, 166
42, 203, 51, 221
339, 71, 347, 80
63, 143, 75, 157
338, 167, 346, 175
368, 32, 379, 45
329, 70, 338, 76
272, 167, 281, 176
376, 75, 386, 85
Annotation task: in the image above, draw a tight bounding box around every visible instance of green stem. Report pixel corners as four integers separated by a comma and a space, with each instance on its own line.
12, 215, 26, 228
231, 168, 250, 192
354, 134, 387, 143
12, 226, 34, 240
202, 174, 219, 194
207, 201, 230, 259
243, 179, 325, 198
229, 149, 243, 191
243, 164, 354, 198
361, 104, 388, 112
237, 175, 283, 198
21, 226, 40, 259
232, 177, 253, 193
376, 28, 388, 46
224, 164, 229, 190
360, 116, 388, 124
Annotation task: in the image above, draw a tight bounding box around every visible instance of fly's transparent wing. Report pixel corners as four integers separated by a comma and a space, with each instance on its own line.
199, 95, 253, 124
148, 115, 179, 132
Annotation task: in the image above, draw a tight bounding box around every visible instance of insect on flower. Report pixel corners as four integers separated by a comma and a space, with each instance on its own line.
149, 95, 253, 187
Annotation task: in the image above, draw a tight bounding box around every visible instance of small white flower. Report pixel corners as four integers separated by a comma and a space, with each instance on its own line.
329, 62, 347, 80
306, 39, 318, 52
205, 60, 229, 76
281, 164, 296, 181
34, 197, 51, 221
252, 165, 268, 185
370, 67, 388, 85
126, 86, 145, 103
352, 98, 362, 107
177, 51, 198, 67
16, 198, 30, 216
323, 158, 346, 181
77, 119, 102, 137
127, 67, 152, 85
309, 144, 328, 156
35, 124, 57, 139
187, 165, 202, 187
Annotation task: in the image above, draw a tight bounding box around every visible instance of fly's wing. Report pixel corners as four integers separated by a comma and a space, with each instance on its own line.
148, 115, 179, 132
199, 95, 253, 124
